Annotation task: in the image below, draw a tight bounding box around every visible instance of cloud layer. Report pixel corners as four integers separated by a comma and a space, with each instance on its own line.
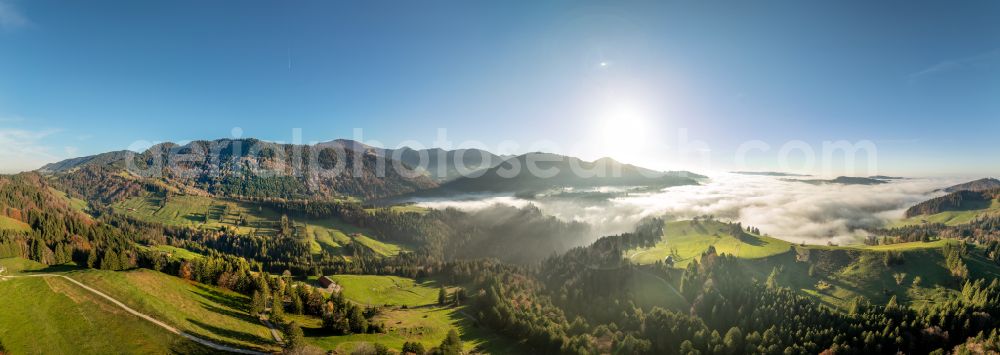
414, 174, 963, 244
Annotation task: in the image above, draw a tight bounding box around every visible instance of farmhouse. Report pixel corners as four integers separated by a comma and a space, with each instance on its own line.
318, 276, 334, 288
318, 276, 343, 294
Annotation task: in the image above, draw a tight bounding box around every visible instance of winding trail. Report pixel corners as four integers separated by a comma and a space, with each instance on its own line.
1, 273, 271, 355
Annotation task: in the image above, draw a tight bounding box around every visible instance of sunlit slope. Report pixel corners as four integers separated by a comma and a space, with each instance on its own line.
0, 258, 277, 353
298, 274, 522, 354
71, 268, 277, 352
0, 259, 212, 355
329, 274, 444, 307
624, 220, 1000, 313
0, 215, 31, 232
112, 195, 408, 257
627, 219, 793, 266
742, 240, 1000, 311
891, 199, 1000, 227
290, 305, 519, 354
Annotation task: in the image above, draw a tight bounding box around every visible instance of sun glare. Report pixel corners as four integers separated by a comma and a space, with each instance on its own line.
597, 105, 649, 162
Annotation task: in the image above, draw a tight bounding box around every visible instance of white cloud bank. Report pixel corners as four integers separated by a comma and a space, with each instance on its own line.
414, 174, 964, 245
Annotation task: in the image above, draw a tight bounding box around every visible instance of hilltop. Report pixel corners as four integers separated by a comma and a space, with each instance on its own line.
904, 189, 999, 218
627, 219, 792, 267
731, 171, 810, 177
784, 176, 888, 185
313, 139, 505, 183
893, 178, 1000, 226
944, 177, 1000, 192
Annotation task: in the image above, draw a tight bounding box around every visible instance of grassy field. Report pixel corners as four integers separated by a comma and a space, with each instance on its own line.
295, 273, 521, 353
856, 239, 951, 251
0, 256, 47, 273
137, 244, 204, 260
292, 305, 520, 354
0, 259, 212, 355
628, 220, 793, 266
0, 258, 277, 353
619, 220, 997, 312
891, 199, 1000, 227
739, 239, 990, 310
48, 186, 89, 213
0, 215, 30, 231
329, 275, 444, 307
626, 268, 689, 312
0, 276, 210, 355
112, 195, 409, 258
71, 269, 278, 352
366, 204, 431, 215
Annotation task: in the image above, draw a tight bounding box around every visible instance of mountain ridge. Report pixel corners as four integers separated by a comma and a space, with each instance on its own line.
944, 177, 1000, 193
37, 138, 700, 201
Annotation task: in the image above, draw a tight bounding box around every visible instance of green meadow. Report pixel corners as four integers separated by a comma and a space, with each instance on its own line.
891, 198, 1000, 227
0, 258, 214, 354
71, 268, 278, 352
328, 274, 444, 307
47, 186, 89, 213
621, 219, 1000, 313
137, 244, 204, 260
112, 195, 409, 258
739, 239, 1000, 311
628, 219, 793, 266
0, 258, 278, 353
291, 305, 521, 354
0, 276, 207, 355
0, 215, 30, 232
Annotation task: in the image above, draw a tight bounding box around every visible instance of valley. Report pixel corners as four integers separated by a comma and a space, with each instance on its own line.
2, 145, 1000, 354
5, 4, 999, 354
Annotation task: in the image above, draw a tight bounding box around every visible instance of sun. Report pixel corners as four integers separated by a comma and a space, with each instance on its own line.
596, 105, 649, 162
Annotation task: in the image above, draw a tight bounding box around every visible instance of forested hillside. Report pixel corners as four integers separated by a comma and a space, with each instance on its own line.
905, 189, 999, 217
7, 164, 1000, 354
41, 139, 439, 200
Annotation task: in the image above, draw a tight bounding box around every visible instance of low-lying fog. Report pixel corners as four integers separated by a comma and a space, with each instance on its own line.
411, 174, 964, 245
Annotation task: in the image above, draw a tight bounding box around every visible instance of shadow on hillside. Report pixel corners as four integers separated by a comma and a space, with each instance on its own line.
169, 338, 217, 355
198, 300, 258, 323
21, 263, 86, 274
300, 324, 328, 338
187, 318, 272, 347
738, 234, 767, 246
183, 213, 206, 223
193, 284, 248, 311
444, 306, 531, 354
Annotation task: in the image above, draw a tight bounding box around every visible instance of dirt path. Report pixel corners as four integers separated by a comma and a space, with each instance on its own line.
2, 273, 271, 355
260, 317, 284, 345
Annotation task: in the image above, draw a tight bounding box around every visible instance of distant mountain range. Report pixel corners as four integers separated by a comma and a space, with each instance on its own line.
40, 139, 438, 200
37, 138, 703, 201
731, 171, 810, 177
783, 176, 888, 185
869, 175, 905, 180
416, 153, 704, 196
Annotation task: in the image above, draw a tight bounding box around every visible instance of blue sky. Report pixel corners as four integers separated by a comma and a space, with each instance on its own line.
0, 0, 998, 176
